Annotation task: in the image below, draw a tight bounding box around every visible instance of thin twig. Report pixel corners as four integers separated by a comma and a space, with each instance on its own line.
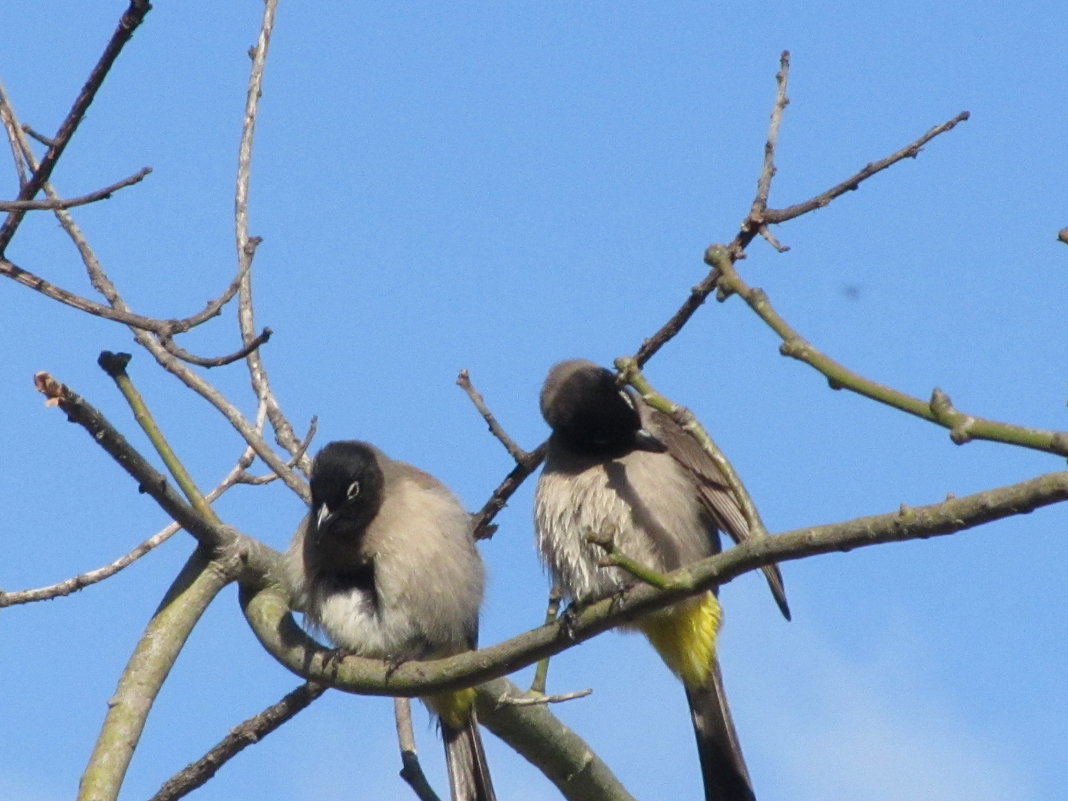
0, 100, 166, 330
168, 238, 260, 333
237, 415, 316, 484
0, 95, 263, 342
757, 225, 788, 252
0, 0, 152, 255
98, 351, 220, 523
0, 166, 151, 211
228, 399, 270, 481
142, 345, 310, 499
530, 587, 562, 694
470, 442, 547, 540
394, 698, 443, 801
20, 123, 54, 147
0, 526, 177, 607
159, 327, 272, 368
235, 0, 304, 465
632, 84, 969, 368
148, 682, 327, 801
749, 50, 790, 220
0, 256, 192, 332
236, 472, 282, 487
34, 371, 236, 550
0, 118, 308, 497
0, 415, 273, 608
457, 369, 529, 462
458, 367, 545, 540
477, 679, 636, 801
0, 111, 309, 498
586, 529, 677, 589
496, 688, 592, 707
0, 81, 31, 185
291, 415, 317, 474
762, 110, 971, 226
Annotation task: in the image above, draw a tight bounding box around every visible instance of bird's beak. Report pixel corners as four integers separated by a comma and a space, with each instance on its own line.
634, 428, 668, 453
315, 503, 335, 532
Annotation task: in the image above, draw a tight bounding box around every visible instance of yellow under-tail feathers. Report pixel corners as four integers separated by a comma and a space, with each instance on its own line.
634, 592, 722, 689
425, 687, 478, 730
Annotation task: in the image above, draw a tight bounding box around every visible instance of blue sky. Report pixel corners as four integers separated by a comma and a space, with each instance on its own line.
2, 3, 1066, 800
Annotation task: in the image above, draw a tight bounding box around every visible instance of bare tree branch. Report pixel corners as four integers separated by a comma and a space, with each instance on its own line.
148, 682, 327, 801
0, 0, 152, 255
0, 84, 31, 185
4, 127, 309, 496
159, 327, 272, 368
0, 35, 309, 503
476, 679, 635, 801
0, 166, 151, 210
705, 245, 1068, 457
234, 0, 306, 468
79, 548, 235, 801
0, 400, 270, 608
530, 588, 563, 695
394, 698, 444, 801
100, 350, 224, 524
0, 255, 191, 332
456, 367, 547, 538
32, 370, 272, 558
457, 368, 531, 462
20, 122, 54, 147
243, 465, 1068, 696
0, 93, 264, 342
0, 525, 177, 607
236, 415, 316, 485
632, 81, 969, 368
748, 50, 790, 227
0, 156, 303, 486
496, 688, 592, 707
470, 442, 547, 541
762, 111, 971, 226
142, 343, 309, 499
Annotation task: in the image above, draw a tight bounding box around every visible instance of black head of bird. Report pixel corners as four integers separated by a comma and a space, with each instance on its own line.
535, 358, 782, 801
292, 439, 497, 801
540, 359, 667, 457
309, 440, 386, 541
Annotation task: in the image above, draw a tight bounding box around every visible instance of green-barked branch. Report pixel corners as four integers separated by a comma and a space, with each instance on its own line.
705, 244, 1068, 457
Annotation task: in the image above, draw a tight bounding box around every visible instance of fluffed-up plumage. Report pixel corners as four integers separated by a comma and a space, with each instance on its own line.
534, 359, 788, 801
287, 440, 495, 801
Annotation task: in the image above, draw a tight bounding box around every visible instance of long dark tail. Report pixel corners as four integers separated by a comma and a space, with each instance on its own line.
685, 658, 756, 801
440, 713, 496, 801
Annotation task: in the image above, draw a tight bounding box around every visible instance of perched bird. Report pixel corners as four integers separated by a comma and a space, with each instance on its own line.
534, 359, 788, 801
287, 440, 495, 801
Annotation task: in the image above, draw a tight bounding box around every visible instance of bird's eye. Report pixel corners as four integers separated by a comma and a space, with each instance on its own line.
346, 480, 360, 499
618, 390, 635, 410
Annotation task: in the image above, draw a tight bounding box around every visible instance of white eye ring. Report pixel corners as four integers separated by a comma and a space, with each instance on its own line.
346, 480, 360, 499
618, 390, 635, 410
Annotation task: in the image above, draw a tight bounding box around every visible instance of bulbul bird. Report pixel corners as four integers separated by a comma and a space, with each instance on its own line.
534, 359, 789, 801
287, 440, 495, 801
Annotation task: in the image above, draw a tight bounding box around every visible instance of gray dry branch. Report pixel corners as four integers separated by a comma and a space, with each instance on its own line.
240, 465, 1068, 699
3, 8, 1065, 801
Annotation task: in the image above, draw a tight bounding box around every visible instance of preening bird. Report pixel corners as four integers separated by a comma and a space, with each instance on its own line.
534, 359, 789, 801
287, 440, 495, 801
